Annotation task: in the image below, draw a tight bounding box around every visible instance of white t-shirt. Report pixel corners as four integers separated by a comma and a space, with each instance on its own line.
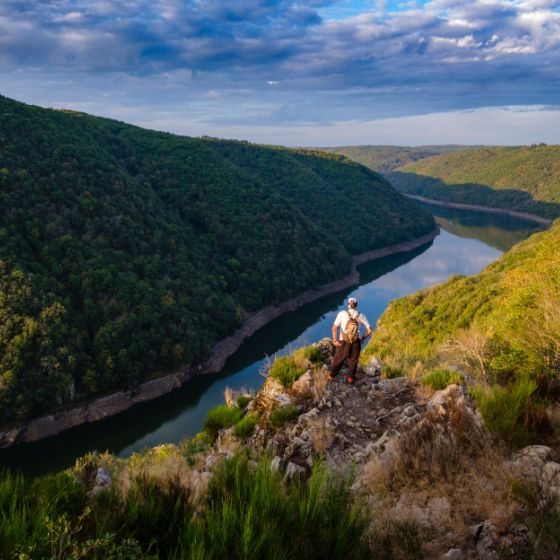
334, 309, 371, 340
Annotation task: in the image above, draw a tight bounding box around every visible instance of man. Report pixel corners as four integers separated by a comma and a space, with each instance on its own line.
328, 297, 373, 384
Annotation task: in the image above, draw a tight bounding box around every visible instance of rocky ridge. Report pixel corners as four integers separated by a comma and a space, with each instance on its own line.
82, 339, 560, 559
201, 339, 560, 558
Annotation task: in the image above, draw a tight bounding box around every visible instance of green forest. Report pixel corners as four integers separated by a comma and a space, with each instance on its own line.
0, 95, 434, 428
322, 145, 468, 174
387, 145, 560, 219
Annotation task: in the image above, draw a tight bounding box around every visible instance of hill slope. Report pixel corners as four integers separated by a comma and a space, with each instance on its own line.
388, 145, 560, 219
321, 145, 469, 174
0, 95, 435, 427
363, 218, 560, 385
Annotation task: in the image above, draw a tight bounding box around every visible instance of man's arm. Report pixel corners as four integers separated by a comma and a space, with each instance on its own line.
361, 326, 373, 344
331, 323, 341, 346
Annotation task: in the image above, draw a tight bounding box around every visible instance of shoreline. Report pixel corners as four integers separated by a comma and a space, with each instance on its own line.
0, 227, 439, 448
405, 194, 553, 226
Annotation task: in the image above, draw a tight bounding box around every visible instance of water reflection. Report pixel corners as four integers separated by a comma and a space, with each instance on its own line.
0, 205, 541, 476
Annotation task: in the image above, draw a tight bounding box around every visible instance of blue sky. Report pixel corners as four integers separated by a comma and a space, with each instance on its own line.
1, 0, 559, 145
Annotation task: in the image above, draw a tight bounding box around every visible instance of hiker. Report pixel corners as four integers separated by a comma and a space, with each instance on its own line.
328, 297, 373, 384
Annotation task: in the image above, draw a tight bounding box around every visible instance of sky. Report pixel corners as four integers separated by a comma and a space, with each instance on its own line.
1, 0, 559, 146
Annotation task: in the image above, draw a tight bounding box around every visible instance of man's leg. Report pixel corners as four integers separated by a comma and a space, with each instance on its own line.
346, 340, 361, 382
329, 342, 351, 379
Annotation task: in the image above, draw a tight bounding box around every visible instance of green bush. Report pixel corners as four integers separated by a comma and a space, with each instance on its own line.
472, 376, 538, 447
268, 355, 306, 388
236, 394, 253, 409
421, 369, 463, 390
304, 345, 326, 366
233, 412, 258, 438
269, 405, 300, 428
203, 405, 244, 439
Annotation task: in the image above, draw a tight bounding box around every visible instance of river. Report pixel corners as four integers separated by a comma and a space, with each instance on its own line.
0, 204, 543, 476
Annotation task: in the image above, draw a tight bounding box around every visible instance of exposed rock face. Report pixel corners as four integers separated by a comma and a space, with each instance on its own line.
509, 444, 560, 500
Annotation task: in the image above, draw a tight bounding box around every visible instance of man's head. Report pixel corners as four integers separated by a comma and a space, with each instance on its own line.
348, 297, 358, 309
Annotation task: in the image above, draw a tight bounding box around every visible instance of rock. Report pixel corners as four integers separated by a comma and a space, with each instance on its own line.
475, 521, 499, 560
91, 468, 112, 496
0, 428, 21, 447
469, 523, 484, 538
510, 445, 554, 481
291, 370, 313, 396
286, 462, 306, 481
541, 461, 560, 496
427, 496, 451, 521
274, 393, 294, 407
365, 356, 382, 375
205, 455, 219, 470
441, 549, 464, 560
378, 378, 408, 393
403, 404, 416, 417
270, 456, 286, 472
298, 408, 320, 425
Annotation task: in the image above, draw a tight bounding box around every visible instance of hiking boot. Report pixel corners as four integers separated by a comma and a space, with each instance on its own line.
346, 376, 355, 385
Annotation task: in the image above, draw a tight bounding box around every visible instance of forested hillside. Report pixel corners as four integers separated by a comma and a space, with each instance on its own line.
322, 145, 469, 174
0, 95, 434, 427
388, 145, 560, 219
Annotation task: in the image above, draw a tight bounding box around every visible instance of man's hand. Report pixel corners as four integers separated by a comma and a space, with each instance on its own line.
331, 324, 340, 347
361, 327, 373, 344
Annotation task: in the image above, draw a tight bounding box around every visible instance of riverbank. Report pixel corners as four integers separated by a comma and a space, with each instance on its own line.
405, 194, 553, 226
0, 227, 440, 449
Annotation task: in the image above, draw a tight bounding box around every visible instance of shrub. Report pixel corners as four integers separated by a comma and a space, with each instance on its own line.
203, 405, 244, 439
268, 355, 306, 388
472, 376, 540, 447
420, 369, 463, 390
269, 405, 300, 428
233, 413, 258, 438
236, 394, 253, 409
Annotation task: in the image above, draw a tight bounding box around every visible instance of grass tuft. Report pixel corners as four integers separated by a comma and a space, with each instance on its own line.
203, 404, 244, 439
420, 369, 463, 390
233, 412, 259, 438
269, 405, 301, 428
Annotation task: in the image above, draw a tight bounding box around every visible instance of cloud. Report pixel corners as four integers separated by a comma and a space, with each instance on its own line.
0, 0, 559, 140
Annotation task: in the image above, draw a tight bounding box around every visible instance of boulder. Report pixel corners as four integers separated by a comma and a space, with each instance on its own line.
291, 370, 313, 397
441, 549, 464, 560
285, 462, 306, 481
541, 461, 560, 497
509, 445, 554, 481
90, 468, 112, 496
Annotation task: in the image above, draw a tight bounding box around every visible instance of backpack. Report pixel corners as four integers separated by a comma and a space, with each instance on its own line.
342, 312, 360, 343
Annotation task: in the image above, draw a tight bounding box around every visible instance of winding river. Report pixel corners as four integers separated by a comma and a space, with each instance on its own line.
0, 204, 543, 476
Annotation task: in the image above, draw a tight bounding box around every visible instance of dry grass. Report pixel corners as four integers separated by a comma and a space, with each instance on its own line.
311, 367, 330, 401
224, 386, 234, 407
308, 419, 336, 454
359, 399, 519, 546
113, 445, 211, 506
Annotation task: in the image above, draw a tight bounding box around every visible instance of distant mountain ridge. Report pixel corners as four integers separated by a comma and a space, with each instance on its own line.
321, 145, 471, 174
0, 95, 434, 427
323, 144, 560, 220
388, 145, 560, 219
